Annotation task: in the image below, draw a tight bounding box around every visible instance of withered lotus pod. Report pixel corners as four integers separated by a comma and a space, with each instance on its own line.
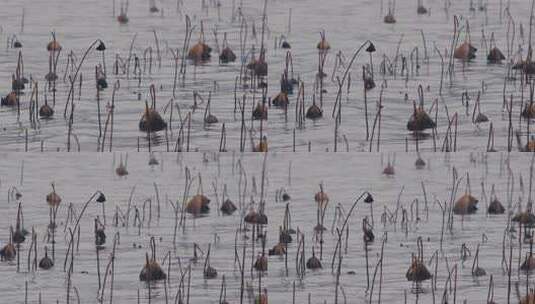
186, 194, 210, 215
474, 112, 488, 123
12, 78, 25, 91
244, 208, 268, 225
96, 192, 106, 203
522, 104, 535, 119
220, 199, 237, 215
487, 47, 505, 63
268, 243, 286, 256
314, 191, 329, 205
521, 255, 535, 272
117, 14, 129, 24
12, 228, 25, 244
47, 40, 62, 52
95, 228, 106, 247
255, 212, 268, 225
139, 253, 167, 281
148, 154, 159, 166
254, 136, 268, 152
453, 194, 478, 215
38, 247, 54, 270
244, 209, 258, 224
116, 165, 128, 176
96, 41, 106, 51
364, 77, 376, 90
139, 108, 167, 132
247, 58, 268, 76
39, 104, 54, 118
488, 198, 505, 214
415, 156, 426, 169
281, 41, 291, 49
279, 229, 292, 244
45, 72, 58, 82
272, 92, 289, 107
282, 192, 290, 201
204, 114, 218, 124
366, 42, 376, 53
314, 223, 327, 232
306, 104, 323, 120
97, 78, 108, 90
513, 61, 535, 74
254, 255, 267, 271
384, 13, 396, 24
0, 242, 16, 261
512, 211, 535, 226
219, 47, 236, 63
280, 77, 295, 95
204, 265, 217, 279
306, 252, 322, 269
46, 184, 61, 207
527, 140, 535, 152
252, 103, 268, 120
383, 164, 395, 175
407, 107, 436, 131
188, 42, 212, 62
1, 92, 18, 107
454, 41, 477, 60
405, 256, 431, 282
363, 227, 374, 243
317, 39, 330, 51
417, 5, 428, 14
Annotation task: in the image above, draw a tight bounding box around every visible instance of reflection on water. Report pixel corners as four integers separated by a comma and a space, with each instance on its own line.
0, 152, 531, 303
0, 0, 531, 151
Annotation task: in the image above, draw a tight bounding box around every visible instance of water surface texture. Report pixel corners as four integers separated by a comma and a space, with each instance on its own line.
0, 152, 531, 303
0, 0, 532, 151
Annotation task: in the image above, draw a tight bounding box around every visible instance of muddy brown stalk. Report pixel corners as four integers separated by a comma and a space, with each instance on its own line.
238, 18, 248, 86
487, 122, 496, 152
26, 228, 37, 273
369, 235, 386, 304
239, 238, 246, 304
317, 46, 328, 109
330, 191, 374, 272
179, 16, 195, 88
239, 95, 247, 152
99, 232, 119, 303
333, 228, 343, 304
174, 167, 191, 243
333, 104, 340, 152
329, 40, 375, 136
296, 82, 306, 128
63, 39, 103, 118
362, 67, 370, 140
447, 16, 460, 83
369, 84, 385, 152
65, 227, 75, 304
295, 231, 306, 279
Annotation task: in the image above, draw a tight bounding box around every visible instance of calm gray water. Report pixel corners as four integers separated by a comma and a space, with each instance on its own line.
0, 152, 531, 303
0, 0, 532, 151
